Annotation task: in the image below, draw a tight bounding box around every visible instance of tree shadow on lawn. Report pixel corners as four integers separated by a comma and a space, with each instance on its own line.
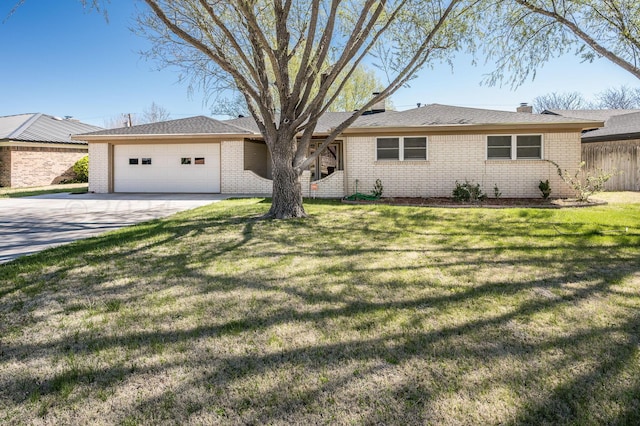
1, 201, 639, 424
6, 265, 637, 424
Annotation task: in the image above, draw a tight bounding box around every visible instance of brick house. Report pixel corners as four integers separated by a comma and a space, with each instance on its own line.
75, 104, 602, 198
0, 113, 102, 188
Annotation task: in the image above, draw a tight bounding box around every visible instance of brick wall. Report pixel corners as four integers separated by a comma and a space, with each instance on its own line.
221, 140, 345, 197
344, 132, 580, 198
89, 143, 110, 193
221, 140, 272, 195
3, 145, 87, 188
301, 170, 344, 198
0, 147, 11, 187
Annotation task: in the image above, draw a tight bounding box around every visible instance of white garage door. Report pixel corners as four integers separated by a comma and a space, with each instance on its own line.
114, 143, 220, 193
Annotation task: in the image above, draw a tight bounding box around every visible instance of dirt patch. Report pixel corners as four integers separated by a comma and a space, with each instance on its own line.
342, 197, 607, 208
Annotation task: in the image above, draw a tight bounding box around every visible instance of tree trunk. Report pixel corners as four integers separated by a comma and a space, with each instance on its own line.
264, 139, 307, 219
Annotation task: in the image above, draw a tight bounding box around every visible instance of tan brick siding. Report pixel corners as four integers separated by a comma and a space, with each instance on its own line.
302, 170, 344, 198
344, 132, 580, 198
0, 147, 11, 187
221, 140, 272, 195
221, 140, 345, 197
1, 146, 87, 188
89, 143, 111, 193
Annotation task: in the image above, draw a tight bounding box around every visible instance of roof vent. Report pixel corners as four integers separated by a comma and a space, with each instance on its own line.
517, 103, 533, 113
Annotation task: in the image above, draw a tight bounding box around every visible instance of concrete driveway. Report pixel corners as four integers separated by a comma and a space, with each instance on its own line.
0, 193, 231, 264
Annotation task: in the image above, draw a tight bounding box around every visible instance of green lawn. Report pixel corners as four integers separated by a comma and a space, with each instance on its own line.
1, 197, 639, 424
0, 183, 88, 198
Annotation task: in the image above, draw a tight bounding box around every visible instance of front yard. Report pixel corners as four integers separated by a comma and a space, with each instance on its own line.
1, 196, 639, 424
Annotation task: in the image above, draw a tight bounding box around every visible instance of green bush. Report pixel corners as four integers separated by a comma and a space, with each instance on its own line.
73, 156, 89, 182
371, 179, 384, 198
538, 180, 551, 199
452, 180, 486, 203
493, 184, 502, 199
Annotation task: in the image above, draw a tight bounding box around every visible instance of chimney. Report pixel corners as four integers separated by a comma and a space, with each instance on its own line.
517, 102, 533, 113
370, 92, 386, 114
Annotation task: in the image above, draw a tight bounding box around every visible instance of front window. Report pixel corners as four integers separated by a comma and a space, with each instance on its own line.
487, 135, 542, 160
516, 135, 542, 159
309, 141, 342, 181
487, 136, 512, 159
403, 137, 427, 160
376, 137, 427, 161
376, 138, 400, 160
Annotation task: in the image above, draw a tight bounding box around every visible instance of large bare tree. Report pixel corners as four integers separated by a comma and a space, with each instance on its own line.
138, 0, 469, 218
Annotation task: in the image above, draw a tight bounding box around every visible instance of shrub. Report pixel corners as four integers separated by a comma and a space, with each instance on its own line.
493, 184, 502, 199
547, 160, 614, 202
538, 180, 551, 199
452, 180, 486, 203
371, 179, 383, 198
73, 156, 89, 182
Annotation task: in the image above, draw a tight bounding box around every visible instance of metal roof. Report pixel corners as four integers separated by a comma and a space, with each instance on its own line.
81, 115, 252, 136
0, 113, 102, 144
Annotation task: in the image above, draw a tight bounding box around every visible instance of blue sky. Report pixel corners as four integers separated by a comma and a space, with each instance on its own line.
1, 1, 638, 127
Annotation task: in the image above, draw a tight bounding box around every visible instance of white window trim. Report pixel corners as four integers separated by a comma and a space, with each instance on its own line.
486, 134, 544, 160
376, 136, 428, 161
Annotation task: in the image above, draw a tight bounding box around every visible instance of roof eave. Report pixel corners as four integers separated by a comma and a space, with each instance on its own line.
341, 121, 604, 134
582, 132, 640, 143
72, 132, 254, 141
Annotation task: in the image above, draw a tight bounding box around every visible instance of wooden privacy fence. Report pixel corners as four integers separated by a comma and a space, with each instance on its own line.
582, 140, 640, 191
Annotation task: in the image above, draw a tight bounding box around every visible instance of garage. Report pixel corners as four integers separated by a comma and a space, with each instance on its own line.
113, 143, 220, 193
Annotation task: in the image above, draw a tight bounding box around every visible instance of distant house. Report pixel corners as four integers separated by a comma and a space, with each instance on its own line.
74, 104, 602, 198
0, 113, 102, 188
543, 109, 640, 191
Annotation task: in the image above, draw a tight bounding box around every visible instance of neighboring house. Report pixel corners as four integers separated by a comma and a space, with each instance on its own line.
0, 113, 102, 188
543, 109, 640, 191
74, 104, 602, 198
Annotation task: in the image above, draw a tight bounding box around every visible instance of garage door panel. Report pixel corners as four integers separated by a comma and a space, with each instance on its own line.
114, 143, 220, 193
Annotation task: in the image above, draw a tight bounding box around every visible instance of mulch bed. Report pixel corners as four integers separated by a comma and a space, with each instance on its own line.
341, 197, 607, 208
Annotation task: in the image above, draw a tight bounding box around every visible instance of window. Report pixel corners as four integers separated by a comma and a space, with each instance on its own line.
376, 137, 427, 161
404, 137, 427, 160
129, 158, 139, 165
181, 157, 192, 165
376, 138, 400, 160
308, 142, 342, 181
487, 136, 512, 159
487, 135, 542, 160
195, 157, 205, 165
516, 135, 542, 159
141, 158, 152, 165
